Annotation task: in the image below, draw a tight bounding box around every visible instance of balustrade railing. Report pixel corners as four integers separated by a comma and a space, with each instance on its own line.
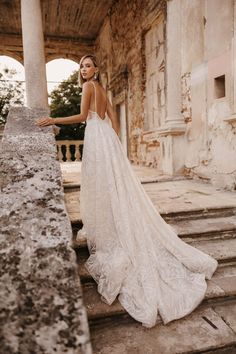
56, 140, 84, 162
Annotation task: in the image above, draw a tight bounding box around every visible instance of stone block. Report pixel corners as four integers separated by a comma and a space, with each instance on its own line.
0, 107, 92, 354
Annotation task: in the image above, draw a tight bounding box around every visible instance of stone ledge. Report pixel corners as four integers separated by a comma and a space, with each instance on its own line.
156, 121, 186, 136
0, 107, 92, 354
223, 114, 236, 126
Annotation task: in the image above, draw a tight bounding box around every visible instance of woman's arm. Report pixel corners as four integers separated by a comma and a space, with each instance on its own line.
35, 82, 92, 127
106, 98, 120, 135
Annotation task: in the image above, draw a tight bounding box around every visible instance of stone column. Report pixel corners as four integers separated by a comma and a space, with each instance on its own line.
223, 0, 236, 126
229, 1, 236, 121
21, 0, 48, 109
157, 0, 186, 175
232, 0, 236, 114
165, 0, 184, 127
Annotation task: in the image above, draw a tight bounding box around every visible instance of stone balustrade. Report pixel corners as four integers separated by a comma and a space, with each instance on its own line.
0, 125, 4, 141
56, 140, 84, 162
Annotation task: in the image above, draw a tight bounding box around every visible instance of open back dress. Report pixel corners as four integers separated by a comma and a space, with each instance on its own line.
77, 80, 218, 328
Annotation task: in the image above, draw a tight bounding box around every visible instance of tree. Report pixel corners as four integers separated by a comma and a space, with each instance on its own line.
0, 67, 24, 125
50, 70, 85, 140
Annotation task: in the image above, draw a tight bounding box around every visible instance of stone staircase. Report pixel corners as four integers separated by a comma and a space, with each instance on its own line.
64, 179, 236, 354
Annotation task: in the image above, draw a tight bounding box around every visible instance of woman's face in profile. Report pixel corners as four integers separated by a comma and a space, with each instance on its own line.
80, 58, 97, 81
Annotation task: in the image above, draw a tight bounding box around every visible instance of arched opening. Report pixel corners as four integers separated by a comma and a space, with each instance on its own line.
0, 55, 26, 127
46, 58, 79, 96
46, 58, 83, 163
0, 55, 25, 86
0, 51, 23, 65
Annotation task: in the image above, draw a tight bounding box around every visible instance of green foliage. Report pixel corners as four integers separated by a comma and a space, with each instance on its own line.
50, 70, 85, 140
0, 67, 24, 125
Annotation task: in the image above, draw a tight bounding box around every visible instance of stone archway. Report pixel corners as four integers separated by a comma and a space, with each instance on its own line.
0, 51, 23, 65
46, 54, 80, 65
0, 55, 25, 71
0, 55, 25, 93
46, 58, 79, 96
0, 55, 26, 129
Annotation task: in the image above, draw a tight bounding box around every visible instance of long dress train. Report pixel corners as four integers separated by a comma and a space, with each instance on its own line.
77, 81, 218, 328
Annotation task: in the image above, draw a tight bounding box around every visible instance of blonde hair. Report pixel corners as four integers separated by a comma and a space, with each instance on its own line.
78, 54, 101, 88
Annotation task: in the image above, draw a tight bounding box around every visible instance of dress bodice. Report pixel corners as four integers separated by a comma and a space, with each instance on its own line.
87, 110, 106, 122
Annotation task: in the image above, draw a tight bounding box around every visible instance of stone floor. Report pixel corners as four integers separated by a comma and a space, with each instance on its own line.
60, 161, 186, 187
61, 162, 236, 224
60, 161, 82, 187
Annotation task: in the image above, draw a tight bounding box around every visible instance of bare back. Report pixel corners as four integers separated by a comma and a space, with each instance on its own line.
87, 80, 120, 135
89, 81, 107, 120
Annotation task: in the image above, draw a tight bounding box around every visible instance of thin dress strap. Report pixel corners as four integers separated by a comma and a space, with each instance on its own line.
91, 80, 97, 113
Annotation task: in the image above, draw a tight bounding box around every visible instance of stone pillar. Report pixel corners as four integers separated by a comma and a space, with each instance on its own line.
21, 0, 48, 109
157, 0, 186, 175
165, 0, 183, 127
223, 0, 236, 126
232, 0, 236, 114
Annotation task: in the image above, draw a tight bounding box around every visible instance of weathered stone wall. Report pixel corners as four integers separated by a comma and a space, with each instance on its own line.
96, 0, 236, 188
0, 107, 92, 354
182, 0, 236, 189
96, 0, 166, 169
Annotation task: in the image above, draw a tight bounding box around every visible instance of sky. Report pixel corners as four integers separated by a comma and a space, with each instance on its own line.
0, 56, 79, 102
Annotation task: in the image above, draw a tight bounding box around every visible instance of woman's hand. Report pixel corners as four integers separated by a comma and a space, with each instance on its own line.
35, 117, 55, 127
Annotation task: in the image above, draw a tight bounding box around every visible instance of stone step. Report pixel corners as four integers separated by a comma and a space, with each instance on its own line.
81, 263, 236, 328
162, 207, 236, 223
72, 215, 236, 251
75, 237, 236, 285
170, 215, 236, 242
62, 175, 193, 190
70, 206, 236, 226
77, 250, 236, 286
65, 189, 236, 225
89, 301, 236, 354
189, 238, 236, 264
63, 178, 236, 353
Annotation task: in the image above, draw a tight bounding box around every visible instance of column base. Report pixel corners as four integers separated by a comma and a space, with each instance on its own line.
157, 121, 186, 175
156, 121, 186, 137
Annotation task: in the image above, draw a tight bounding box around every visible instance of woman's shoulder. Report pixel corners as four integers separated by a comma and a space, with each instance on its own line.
82, 80, 102, 89
82, 81, 93, 89
82, 81, 95, 95
82, 81, 106, 96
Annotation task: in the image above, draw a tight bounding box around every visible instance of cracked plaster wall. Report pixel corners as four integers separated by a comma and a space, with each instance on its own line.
96, 0, 236, 188
96, 0, 166, 169
182, 0, 236, 190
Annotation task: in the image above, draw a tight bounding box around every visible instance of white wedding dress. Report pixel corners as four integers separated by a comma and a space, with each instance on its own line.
77, 81, 218, 328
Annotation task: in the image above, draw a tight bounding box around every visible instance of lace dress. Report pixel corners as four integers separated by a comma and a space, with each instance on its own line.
77, 81, 218, 328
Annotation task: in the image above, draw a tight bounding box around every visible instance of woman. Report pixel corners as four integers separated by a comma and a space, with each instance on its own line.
36, 54, 218, 328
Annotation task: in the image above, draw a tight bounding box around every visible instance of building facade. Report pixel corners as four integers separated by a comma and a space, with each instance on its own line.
0, 0, 236, 189
95, 0, 236, 190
